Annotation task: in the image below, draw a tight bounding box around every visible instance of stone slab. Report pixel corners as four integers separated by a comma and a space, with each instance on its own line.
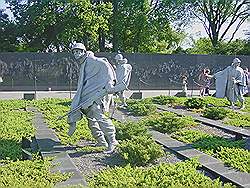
197, 154, 221, 165
222, 171, 250, 187
203, 162, 236, 175
31, 110, 87, 187
51, 153, 77, 173
176, 148, 204, 158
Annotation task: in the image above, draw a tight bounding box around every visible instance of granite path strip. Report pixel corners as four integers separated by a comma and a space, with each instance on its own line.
27, 107, 87, 187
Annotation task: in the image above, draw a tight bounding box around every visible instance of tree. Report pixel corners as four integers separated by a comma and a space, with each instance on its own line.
5, 0, 112, 52
190, 0, 250, 47
110, 0, 187, 53
0, 8, 18, 52
187, 37, 250, 55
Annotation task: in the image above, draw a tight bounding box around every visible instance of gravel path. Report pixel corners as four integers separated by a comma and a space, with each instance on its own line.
190, 123, 235, 139
69, 139, 183, 178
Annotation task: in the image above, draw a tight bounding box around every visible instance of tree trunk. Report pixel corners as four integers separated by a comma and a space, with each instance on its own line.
112, 0, 119, 52
98, 26, 105, 52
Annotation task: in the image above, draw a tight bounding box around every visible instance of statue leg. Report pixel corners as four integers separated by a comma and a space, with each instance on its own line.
238, 86, 245, 109
90, 102, 118, 154
119, 91, 127, 107
85, 106, 108, 147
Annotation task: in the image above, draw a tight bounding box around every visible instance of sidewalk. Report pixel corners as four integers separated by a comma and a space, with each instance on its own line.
0, 90, 216, 100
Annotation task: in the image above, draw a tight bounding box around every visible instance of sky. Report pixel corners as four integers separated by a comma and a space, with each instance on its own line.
0, 0, 249, 49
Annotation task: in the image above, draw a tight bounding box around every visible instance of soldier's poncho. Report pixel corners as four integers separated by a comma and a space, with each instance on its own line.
214, 65, 245, 102
115, 63, 132, 88
68, 52, 116, 123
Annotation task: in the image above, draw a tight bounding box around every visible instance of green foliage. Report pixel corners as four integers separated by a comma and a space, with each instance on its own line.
142, 112, 197, 134
89, 159, 234, 188
115, 121, 149, 141
224, 110, 250, 127
126, 99, 157, 116
5, 0, 112, 52
203, 107, 229, 120
151, 95, 185, 106
193, 136, 245, 156
119, 135, 164, 166
0, 10, 18, 52
0, 157, 70, 187
202, 96, 230, 107
189, 0, 249, 49
33, 98, 94, 145
0, 99, 70, 186
172, 129, 210, 143
112, 0, 186, 53
187, 38, 250, 55
184, 97, 205, 109
217, 147, 250, 173
0, 100, 34, 160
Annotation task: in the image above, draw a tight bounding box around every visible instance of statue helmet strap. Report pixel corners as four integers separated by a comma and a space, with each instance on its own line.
114, 53, 123, 61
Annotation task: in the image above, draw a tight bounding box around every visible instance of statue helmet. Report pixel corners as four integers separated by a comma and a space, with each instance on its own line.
114, 53, 123, 61
232, 58, 241, 64
71, 43, 86, 51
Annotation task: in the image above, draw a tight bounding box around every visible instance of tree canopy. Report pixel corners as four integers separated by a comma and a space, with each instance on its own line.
0, 0, 249, 54
189, 0, 249, 47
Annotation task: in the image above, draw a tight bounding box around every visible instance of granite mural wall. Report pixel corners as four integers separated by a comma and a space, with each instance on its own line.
0, 52, 249, 91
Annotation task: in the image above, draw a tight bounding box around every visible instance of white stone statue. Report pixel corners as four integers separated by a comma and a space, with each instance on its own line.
114, 53, 132, 107
67, 42, 120, 154
214, 58, 246, 109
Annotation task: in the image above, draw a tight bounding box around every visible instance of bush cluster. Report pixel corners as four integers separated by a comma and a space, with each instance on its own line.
142, 112, 197, 134
114, 121, 164, 166
203, 107, 229, 120
184, 98, 206, 109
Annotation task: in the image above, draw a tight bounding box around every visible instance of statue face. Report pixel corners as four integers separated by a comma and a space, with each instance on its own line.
72, 49, 85, 60
233, 62, 240, 68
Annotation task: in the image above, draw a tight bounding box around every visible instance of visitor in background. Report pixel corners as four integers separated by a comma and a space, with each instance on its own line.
198, 68, 213, 97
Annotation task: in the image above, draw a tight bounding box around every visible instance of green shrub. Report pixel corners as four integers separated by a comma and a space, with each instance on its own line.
119, 135, 164, 166
0, 157, 70, 187
142, 112, 197, 134
203, 107, 229, 120
173, 129, 249, 173
127, 103, 156, 116
217, 147, 250, 173
115, 121, 149, 141
89, 159, 235, 188
203, 96, 230, 107
152, 95, 177, 105
184, 98, 205, 109
224, 111, 250, 127
172, 129, 210, 143
193, 136, 245, 156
